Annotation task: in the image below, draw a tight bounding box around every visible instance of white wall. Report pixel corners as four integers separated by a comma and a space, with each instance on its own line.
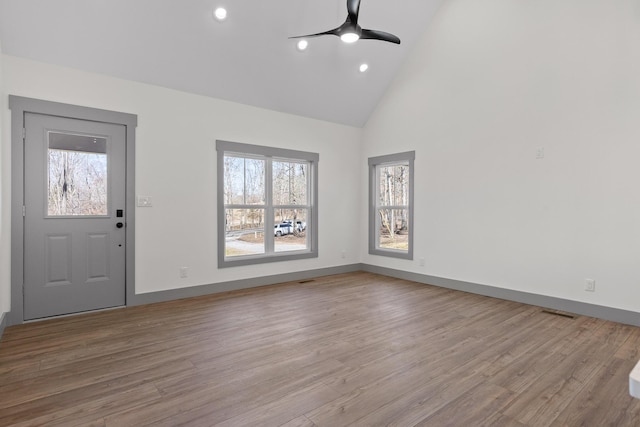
0, 38, 7, 315
362, 0, 640, 313
0, 55, 362, 301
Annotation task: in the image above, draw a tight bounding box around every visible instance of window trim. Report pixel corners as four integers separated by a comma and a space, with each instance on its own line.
216, 140, 319, 268
368, 151, 415, 260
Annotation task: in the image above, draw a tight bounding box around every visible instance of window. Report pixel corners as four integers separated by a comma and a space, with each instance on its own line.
48, 132, 109, 216
217, 140, 318, 267
368, 151, 415, 259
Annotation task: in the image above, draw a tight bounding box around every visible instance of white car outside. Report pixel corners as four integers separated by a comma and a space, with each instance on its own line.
274, 223, 292, 236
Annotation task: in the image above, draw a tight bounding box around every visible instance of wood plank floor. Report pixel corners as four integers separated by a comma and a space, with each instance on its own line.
1, 272, 639, 426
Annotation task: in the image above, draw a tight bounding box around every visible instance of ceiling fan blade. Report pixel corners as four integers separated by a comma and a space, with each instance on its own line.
289, 27, 341, 39
347, 0, 361, 24
360, 29, 401, 44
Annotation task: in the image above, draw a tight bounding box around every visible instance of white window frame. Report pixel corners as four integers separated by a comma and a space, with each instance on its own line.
217, 140, 319, 268
368, 151, 415, 260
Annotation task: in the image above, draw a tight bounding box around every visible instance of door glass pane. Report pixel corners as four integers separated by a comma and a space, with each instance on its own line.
224, 208, 265, 257
48, 132, 108, 216
274, 208, 308, 253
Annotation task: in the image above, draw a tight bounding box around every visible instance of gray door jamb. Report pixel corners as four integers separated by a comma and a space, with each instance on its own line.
8, 96, 137, 325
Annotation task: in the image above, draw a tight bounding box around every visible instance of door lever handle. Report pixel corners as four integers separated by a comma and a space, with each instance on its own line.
116, 222, 124, 228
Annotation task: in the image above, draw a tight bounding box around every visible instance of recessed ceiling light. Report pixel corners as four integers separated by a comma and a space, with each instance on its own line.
296, 40, 308, 51
359, 63, 369, 73
214, 7, 227, 21
340, 32, 360, 44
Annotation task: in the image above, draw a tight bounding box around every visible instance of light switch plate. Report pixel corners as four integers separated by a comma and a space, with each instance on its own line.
137, 196, 152, 207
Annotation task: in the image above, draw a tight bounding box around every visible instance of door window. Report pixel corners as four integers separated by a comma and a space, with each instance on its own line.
47, 132, 108, 216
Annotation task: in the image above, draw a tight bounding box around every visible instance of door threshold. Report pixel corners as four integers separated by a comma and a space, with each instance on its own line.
24, 305, 126, 323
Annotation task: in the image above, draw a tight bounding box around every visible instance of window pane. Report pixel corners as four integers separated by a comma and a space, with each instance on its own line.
273, 160, 308, 205
245, 158, 265, 204
224, 208, 265, 257
274, 208, 308, 253
378, 163, 409, 207
48, 132, 108, 216
377, 208, 409, 251
224, 156, 265, 205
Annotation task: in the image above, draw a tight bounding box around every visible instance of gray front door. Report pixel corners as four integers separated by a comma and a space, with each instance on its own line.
23, 113, 126, 320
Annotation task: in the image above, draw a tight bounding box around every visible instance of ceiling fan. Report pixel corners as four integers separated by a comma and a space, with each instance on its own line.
290, 0, 401, 45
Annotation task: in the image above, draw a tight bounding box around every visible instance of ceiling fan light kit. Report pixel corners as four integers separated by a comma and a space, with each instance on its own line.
291, 0, 401, 45
340, 32, 360, 43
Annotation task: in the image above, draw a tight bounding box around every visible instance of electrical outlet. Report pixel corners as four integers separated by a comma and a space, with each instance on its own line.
341, 250, 346, 259
536, 147, 545, 159
180, 267, 188, 279
419, 258, 425, 267
585, 279, 595, 292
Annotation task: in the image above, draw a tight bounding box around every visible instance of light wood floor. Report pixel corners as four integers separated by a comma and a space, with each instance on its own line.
1, 272, 639, 426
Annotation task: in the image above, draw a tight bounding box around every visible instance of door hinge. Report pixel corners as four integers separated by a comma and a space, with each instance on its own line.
22, 128, 26, 140
22, 206, 26, 217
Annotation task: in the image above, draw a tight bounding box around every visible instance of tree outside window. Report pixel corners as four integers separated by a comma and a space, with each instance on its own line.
47, 132, 109, 217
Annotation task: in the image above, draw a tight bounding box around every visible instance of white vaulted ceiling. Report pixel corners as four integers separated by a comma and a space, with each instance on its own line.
0, 0, 445, 127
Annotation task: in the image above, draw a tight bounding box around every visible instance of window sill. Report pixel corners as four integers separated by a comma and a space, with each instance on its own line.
220, 250, 317, 268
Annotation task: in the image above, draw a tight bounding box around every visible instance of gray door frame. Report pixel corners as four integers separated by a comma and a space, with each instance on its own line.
9, 96, 137, 325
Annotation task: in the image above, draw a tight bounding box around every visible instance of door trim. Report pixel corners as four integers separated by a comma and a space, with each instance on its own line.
9, 96, 137, 325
